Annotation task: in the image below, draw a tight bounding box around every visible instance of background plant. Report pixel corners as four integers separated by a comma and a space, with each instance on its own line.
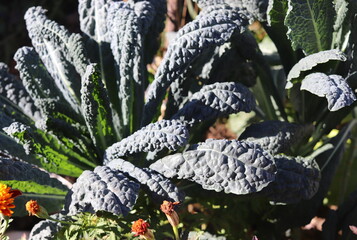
0, 0, 357, 239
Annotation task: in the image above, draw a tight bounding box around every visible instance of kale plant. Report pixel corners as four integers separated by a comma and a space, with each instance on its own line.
0, 0, 357, 239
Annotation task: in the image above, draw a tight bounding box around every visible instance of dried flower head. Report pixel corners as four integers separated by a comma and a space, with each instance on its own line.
160, 201, 179, 215
0, 183, 22, 217
131, 219, 155, 240
160, 201, 180, 227
25, 200, 49, 219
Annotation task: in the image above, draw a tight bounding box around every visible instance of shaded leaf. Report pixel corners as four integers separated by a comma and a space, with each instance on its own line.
64, 166, 140, 216
150, 139, 277, 195
286, 49, 347, 88
0, 63, 40, 121
322, 189, 357, 239
107, 158, 185, 202
262, 155, 320, 204
285, 0, 335, 54
239, 120, 314, 154
273, 125, 350, 230
136, 0, 167, 64
0, 158, 68, 216
300, 73, 356, 111
104, 120, 189, 162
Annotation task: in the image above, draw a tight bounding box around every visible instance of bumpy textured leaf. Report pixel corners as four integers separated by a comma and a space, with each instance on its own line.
0, 132, 34, 162
13, 47, 88, 140
4, 122, 94, 176
25, 6, 88, 114
172, 82, 256, 125
64, 166, 140, 216
81, 64, 116, 152
194, 0, 268, 21
107, 158, 185, 202
239, 120, 314, 154
150, 139, 277, 195
0, 63, 40, 121
0, 158, 68, 216
135, 0, 166, 64
285, 0, 335, 54
286, 49, 347, 88
29, 218, 62, 240
300, 73, 356, 111
14, 47, 66, 105
142, 5, 250, 125
78, 0, 112, 43
104, 120, 189, 162
262, 155, 320, 203
107, 2, 146, 134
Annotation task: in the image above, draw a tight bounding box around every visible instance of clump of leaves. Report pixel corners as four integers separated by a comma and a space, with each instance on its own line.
0, 0, 357, 239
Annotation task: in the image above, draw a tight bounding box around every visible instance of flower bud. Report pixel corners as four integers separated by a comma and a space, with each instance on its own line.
25, 200, 50, 219
160, 201, 180, 227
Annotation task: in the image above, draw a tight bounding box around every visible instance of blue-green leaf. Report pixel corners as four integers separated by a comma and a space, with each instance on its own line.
104, 120, 189, 162
142, 5, 250, 125
150, 139, 277, 195
286, 49, 347, 88
172, 82, 256, 125
64, 166, 140, 216
107, 158, 185, 202
300, 73, 356, 111
25, 6, 88, 114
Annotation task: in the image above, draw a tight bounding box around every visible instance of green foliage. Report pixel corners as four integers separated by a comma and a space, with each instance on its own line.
0, 0, 357, 239
55, 212, 130, 240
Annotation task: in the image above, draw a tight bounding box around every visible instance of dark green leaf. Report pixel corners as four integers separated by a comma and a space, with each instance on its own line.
285, 0, 335, 54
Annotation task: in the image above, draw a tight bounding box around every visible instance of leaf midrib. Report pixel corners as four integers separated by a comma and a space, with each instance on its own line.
306, 0, 322, 51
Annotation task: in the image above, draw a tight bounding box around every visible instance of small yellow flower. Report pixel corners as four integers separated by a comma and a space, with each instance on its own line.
25, 200, 49, 219
0, 183, 22, 217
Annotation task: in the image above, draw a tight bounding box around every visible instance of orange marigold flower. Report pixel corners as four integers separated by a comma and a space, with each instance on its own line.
160, 201, 180, 227
0, 183, 22, 217
131, 219, 155, 240
25, 200, 49, 219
